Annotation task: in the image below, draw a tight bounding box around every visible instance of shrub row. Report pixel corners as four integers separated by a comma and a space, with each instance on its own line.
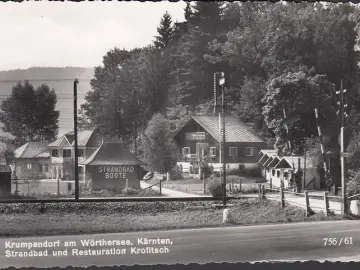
0, 200, 221, 215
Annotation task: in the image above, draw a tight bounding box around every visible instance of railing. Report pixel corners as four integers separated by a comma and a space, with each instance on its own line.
264, 186, 342, 216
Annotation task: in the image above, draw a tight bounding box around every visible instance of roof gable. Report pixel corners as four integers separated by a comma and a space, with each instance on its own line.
81, 142, 145, 166
14, 142, 50, 159
174, 115, 264, 143
268, 157, 280, 168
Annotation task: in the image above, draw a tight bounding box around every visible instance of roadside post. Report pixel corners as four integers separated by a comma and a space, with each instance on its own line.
324, 191, 330, 217
280, 186, 285, 208
304, 191, 310, 216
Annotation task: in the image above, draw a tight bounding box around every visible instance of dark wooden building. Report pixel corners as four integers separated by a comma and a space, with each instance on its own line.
81, 142, 146, 191
0, 165, 12, 198
172, 115, 267, 173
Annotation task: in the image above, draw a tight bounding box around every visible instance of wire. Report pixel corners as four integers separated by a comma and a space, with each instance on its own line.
0, 78, 92, 83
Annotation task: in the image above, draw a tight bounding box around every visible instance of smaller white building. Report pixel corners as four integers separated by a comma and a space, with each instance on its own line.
258, 150, 322, 190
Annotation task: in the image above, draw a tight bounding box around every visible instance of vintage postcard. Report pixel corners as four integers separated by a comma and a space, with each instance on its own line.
0, 0, 359, 268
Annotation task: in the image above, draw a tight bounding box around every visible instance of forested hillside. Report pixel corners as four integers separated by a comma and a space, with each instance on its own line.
78, 1, 360, 165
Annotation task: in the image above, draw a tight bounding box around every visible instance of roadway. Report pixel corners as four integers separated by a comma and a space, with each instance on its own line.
0, 220, 359, 268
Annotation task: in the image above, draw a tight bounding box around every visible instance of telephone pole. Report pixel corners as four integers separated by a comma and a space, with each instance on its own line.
74, 79, 79, 201
336, 80, 348, 215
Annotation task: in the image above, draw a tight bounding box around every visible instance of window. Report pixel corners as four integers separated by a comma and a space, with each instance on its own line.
196, 143, 205, 157
272, 169, 275, 176
26, 163, 32, 170
284, 172, 289, 179
244, 147, 254, 156
209, 147, 216, 156
51, 149, 59, 157
63, 149, 72, 158
276, 170, 280, 178
185, 132, 206, 141
43, 164, 49, 172
182, 147, 190, 156
77, 149, 84, 157
78, 166, 84, 174
229, 147, 237, 157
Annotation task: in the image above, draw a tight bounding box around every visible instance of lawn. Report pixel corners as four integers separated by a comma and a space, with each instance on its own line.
161, 175, 267, 195
0, 198, 344, 238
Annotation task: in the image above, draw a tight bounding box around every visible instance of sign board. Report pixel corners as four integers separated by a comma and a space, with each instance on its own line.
219, 77, 225, 86
340, 152, 350, 158
96, 165, 137, 180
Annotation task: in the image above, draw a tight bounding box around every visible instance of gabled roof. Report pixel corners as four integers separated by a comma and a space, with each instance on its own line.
47, 136, 66, 147
173, 115, 264, 143
259, 149, 277, 156
47, 130, 97, 148
263, 156, 274, 167
14, 142, 49, 159
81, 142, 146, 166
267, 156, 281, 168
34, 150, 50, 158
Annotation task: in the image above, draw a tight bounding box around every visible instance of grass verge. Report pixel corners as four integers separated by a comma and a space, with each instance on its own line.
0, 198, 345, 238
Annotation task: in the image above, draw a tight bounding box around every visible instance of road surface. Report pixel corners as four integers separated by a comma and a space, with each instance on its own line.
0, 220, 359, 268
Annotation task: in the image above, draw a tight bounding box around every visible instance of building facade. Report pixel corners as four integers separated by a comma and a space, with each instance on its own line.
258, 150, 322, 190
13, 142, 51, 179
81, 141, 146, 192
172, 115, 267, 173
47, 129, 103, 181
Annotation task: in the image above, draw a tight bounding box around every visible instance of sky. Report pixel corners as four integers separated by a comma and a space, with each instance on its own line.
0, 0, 186, 71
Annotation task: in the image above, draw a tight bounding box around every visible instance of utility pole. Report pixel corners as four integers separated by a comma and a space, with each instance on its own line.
74, 79, 79, 201
218, 73, 226, 206
336, 80, 348, 215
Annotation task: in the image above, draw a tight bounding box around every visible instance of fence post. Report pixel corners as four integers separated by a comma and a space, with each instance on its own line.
258, 184, 262, 200
239, 179, 242, 193
280, 186, 285, 208
203, 173, 206, 194
262, 185, 265, 199
305, 191, 310, 216
324, 191, 330, 217
15, 181, 18, 196
159, 180, 162, 195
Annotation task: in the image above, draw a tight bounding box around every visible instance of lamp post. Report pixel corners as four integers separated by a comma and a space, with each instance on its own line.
218, 73, 226, 206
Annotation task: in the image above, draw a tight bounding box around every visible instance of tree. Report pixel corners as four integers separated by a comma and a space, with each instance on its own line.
169, 1, 225, 108
139, 113, 177, 173
154, 11, 174, 49
184, 2, 193, 21
0, 141, 15, 165
0, 81, 59, 146
262, 70, 338, 154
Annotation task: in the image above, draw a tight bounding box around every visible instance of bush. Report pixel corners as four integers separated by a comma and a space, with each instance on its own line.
346, 172, 360, 200
207, 175, 223, 197
190, 164, 199, 174
169, 165, 182, 180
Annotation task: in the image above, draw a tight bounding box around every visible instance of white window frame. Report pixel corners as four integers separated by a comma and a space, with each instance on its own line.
244, 147, 254, 156
185, 132, 206, 141
209, 147, 216, 156
229, 147, 237, 157
182, 147, 190, 156
43, 164, 49, 173
62, 148, 72, 158
26, 163, 32, 170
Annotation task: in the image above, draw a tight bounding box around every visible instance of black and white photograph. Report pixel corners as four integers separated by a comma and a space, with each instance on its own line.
0, 0, 360, 267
